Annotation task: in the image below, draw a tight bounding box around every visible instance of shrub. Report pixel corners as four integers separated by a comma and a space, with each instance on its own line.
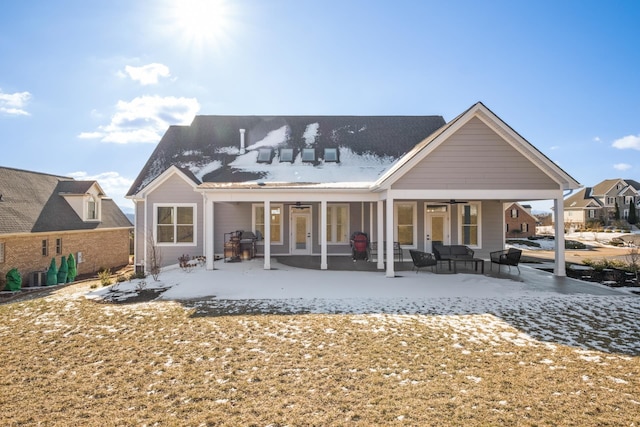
98, 269, 112, 287
565, 240, 586, 249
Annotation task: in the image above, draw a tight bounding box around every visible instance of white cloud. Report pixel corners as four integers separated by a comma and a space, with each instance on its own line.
550, 145, 560, 150
79, 95, 200, 144
123, 63, 171, 85
67, 170, 134, 213
593, 136, 601, 143
0, 89, 31, 116
613, 163, 632, 171
612, 134, 640, 150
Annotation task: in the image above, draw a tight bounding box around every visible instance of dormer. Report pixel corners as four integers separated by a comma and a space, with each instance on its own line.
58, 181, 105, 222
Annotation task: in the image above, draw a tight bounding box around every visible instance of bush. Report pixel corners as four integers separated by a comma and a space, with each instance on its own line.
98, 269, 112, 287
566, 240, 586, 249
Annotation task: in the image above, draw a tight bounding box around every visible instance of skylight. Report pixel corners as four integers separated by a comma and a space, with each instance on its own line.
279, 148, 294, 163
257, 148, 273, 163
301, 148, 316, 162
324, 148, 339, 162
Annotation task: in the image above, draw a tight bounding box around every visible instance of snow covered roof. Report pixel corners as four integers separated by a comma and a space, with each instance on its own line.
127, 115, 446, 196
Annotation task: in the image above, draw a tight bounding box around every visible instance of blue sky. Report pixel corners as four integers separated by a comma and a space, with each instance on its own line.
1, 0, 639, 214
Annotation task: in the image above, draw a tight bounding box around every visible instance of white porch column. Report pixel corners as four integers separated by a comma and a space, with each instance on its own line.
205, 197, 215, 270
377, 200, 384, 270
554, 196, 566, 276
385, 195, 395, 278
321, 200, 328, 269
264, 200, 271, 270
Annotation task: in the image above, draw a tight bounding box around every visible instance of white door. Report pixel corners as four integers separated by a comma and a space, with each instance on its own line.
424, 204, 449, 253
290, 206, 312, 255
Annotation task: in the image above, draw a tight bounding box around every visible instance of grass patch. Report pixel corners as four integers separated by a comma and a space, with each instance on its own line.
0, 290, 638, 426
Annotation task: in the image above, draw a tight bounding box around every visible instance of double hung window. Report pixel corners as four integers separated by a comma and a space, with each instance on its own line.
253, 204, 283, 244
155, 204, 196, 245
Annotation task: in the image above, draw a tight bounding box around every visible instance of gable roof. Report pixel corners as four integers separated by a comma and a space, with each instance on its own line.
126, 115, 446, 196
0, 166, 132, 234
373, 102, 581, 190
591, 179, 626, 197
564, 187, 603, 209
505, 202, 537, 222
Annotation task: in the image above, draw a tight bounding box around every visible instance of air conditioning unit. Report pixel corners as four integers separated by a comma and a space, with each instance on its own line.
29, 271, 47, 287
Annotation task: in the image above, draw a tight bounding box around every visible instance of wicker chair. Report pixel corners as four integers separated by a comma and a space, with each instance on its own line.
490, 248, 522, 274
409, 249, 438, 273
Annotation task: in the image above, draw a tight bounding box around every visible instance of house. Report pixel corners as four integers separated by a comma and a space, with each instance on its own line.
563, 179, 640, 229
504, 203, 537, 238
126, 102, 580, 277
0, 167, 133, 285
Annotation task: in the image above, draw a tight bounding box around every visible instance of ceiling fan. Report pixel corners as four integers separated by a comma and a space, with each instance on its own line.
445, 199, 468, 205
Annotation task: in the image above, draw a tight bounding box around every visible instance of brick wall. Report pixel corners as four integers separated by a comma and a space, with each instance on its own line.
0, 229, 131, 286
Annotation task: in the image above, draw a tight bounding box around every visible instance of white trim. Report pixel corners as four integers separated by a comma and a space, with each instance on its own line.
373, 102, 580, 191
153, 203, 198, 247
394, 201, 417, 249
252, 203, 284, 245
423, 203, 450, 252
131, 165, 198, 198
322, 203, 350, 244
458, 202, 481, 249
290, 206, 312, 255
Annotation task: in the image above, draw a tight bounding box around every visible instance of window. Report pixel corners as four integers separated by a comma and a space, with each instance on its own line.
42, 239, 48, 256
301, 148, 316, 162
606, 197, 615, 205
521, 223, 529, 232
0, 242, 5, 263
155, 204, 196, 245
588, 209, 596, 218
253, 204, 283, 244
56, 238, 63, 255
87, 197, 97, 220
395, 202, 416, 247
326, 204, 349, 243
625, 196, 634, 205
279, 148, 294, 163
511, 208, 518, 218
257, 148, 273, 163
460, 203, 480, 247
323, 148, 339, 162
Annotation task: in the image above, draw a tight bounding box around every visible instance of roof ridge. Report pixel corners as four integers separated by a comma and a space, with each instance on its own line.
0, 166, 73, 180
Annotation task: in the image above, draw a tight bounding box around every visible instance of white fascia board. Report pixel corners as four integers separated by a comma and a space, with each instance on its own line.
199, 189, 381, 203
473, 107, 581, 190
385, 189, 564, 201
135, 166, 197, 198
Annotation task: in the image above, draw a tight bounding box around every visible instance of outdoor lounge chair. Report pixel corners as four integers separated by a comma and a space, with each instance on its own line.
409, 249, 438, 273
490, 248, 522, 274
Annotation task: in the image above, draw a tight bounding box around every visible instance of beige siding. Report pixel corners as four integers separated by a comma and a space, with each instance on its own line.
394, 117, 558, 190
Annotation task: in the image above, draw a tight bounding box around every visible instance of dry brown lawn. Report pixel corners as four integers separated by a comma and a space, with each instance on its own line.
0, 282, 639, 426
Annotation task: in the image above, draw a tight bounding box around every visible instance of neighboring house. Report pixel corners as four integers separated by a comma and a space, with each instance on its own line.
0, 167, 133, 285
127, 102, 580, 277
563, 179, 640, 228
505, 203, 537, 238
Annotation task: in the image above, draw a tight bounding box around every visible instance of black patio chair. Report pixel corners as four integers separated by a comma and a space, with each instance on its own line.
490, 248, 522, 274
409, 249, 438, 273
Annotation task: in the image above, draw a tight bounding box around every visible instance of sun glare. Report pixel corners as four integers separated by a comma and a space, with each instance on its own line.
164, 0, 235, 52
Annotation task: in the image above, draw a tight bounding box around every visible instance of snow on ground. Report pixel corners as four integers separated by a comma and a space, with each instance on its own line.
83, 260, 640, 356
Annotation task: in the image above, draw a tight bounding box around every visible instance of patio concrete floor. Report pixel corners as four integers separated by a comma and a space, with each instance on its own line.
275, 256, 630, 296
